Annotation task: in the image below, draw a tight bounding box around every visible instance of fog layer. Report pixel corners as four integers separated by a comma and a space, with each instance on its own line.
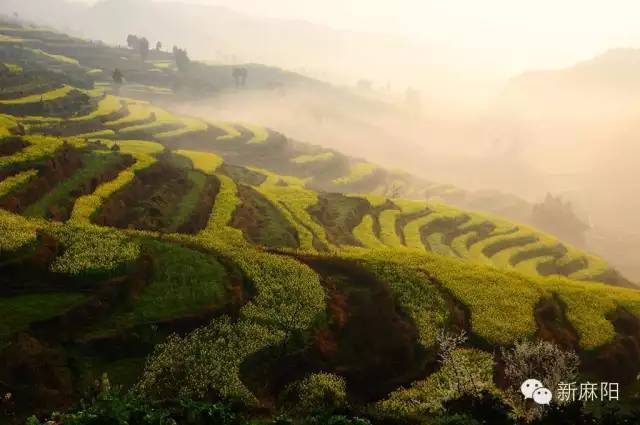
3, 0, 639, 280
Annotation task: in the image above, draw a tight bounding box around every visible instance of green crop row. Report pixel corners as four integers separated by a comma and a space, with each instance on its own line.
252, 168, 330, 251
213, 122, 242, 141
26, 47, 79, 65
515, 255, 556, 276
402, 211, 440, 250
113, 104, 176, 133
541, 277, 640, 350
155, 117, 208, 139
5, 63, 22, 73
105, 100, 155, 126
137, 244, 326, 404
69, 95, 122, 122
175, 150, 224, 174
0, 34, 24, 43
165, 170, 207, 232
49, 224, 141, 278
446, 214, 490, 256
0, 135, 85, 169
0, 113, 17, 136
424, 233, 456, 257
24, 150, 122, 218
565, 251, 610, 282
0, 169, 38, 198
87, 239, 229, 335
0, 209, 38, 255
243, 124, 270, 144
357, 249, 543, 345
102, 139, 164, 155
333, 162, 377, 185
0, 85, 74, 105
290, 151, 334, 164
198, 173, 245, 247
78, 129, 116, 138
378, 209, 403, 248
347, 250, 449, 347
352, 214, 386, 249
0, 292, 88, 341
403, 204, 468, 253
375, 199, 425, 248
69, 142, 159, 223
466, 225, 523, 266
352, 247, 640, 350
488, 235, 543, 269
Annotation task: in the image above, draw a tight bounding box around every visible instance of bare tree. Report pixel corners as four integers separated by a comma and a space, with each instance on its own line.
502, 339, 579, 420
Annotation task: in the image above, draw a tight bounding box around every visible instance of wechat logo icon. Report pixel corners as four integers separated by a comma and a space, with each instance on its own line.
521, 379, 552, 405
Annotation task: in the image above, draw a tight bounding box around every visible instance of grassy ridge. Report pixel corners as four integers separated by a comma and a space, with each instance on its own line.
0, 169, 38, 198
0, 293, 88, 340
0, 85, 74, 104
23, 150, 123, 218
69, 141, 161, 223
1, 23, 639, 421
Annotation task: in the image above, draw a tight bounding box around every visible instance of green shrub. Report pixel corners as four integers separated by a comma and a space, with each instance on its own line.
136, 317, 275, 403
280, 373, 348, 416
375, 349, 495, 420
426, 414, 481, 425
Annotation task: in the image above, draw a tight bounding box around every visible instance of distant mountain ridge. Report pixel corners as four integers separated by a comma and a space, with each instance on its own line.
0, 0, 446, 86
500, 48, 640, 121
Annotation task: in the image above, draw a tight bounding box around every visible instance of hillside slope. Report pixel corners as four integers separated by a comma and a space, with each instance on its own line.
0, 21, 540, 220
495, 48, 640, 283
1, 23, 640, 423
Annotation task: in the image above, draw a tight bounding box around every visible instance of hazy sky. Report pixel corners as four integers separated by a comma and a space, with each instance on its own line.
158, 0, 640, 72
72, 0, 640, 74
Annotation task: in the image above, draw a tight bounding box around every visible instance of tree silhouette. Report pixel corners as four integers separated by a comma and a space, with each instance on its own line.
126, 34, 138, 49
172, 46, 190, 72
156, 41, 162, 51
138, 37, 150, 61
112, 68, 123, 84
532, 193, 589, 246
232, 67, 248, 88
240, 68, 248, 87
232, 68, 240, 87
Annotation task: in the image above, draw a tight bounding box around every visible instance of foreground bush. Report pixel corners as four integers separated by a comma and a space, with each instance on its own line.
24, 386, 371, 425
501, 339, 579, 420
280, 373, 348, 416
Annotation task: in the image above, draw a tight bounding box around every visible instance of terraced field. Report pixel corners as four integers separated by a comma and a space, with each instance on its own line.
1, 22, 640, 424
0, 24, 631, 284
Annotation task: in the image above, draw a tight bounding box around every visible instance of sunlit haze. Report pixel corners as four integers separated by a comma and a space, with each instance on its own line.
77, 0, 640, 75
3, 1, 640, 420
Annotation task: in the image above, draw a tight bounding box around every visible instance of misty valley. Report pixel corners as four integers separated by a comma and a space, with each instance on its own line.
1, 1, 640, 425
